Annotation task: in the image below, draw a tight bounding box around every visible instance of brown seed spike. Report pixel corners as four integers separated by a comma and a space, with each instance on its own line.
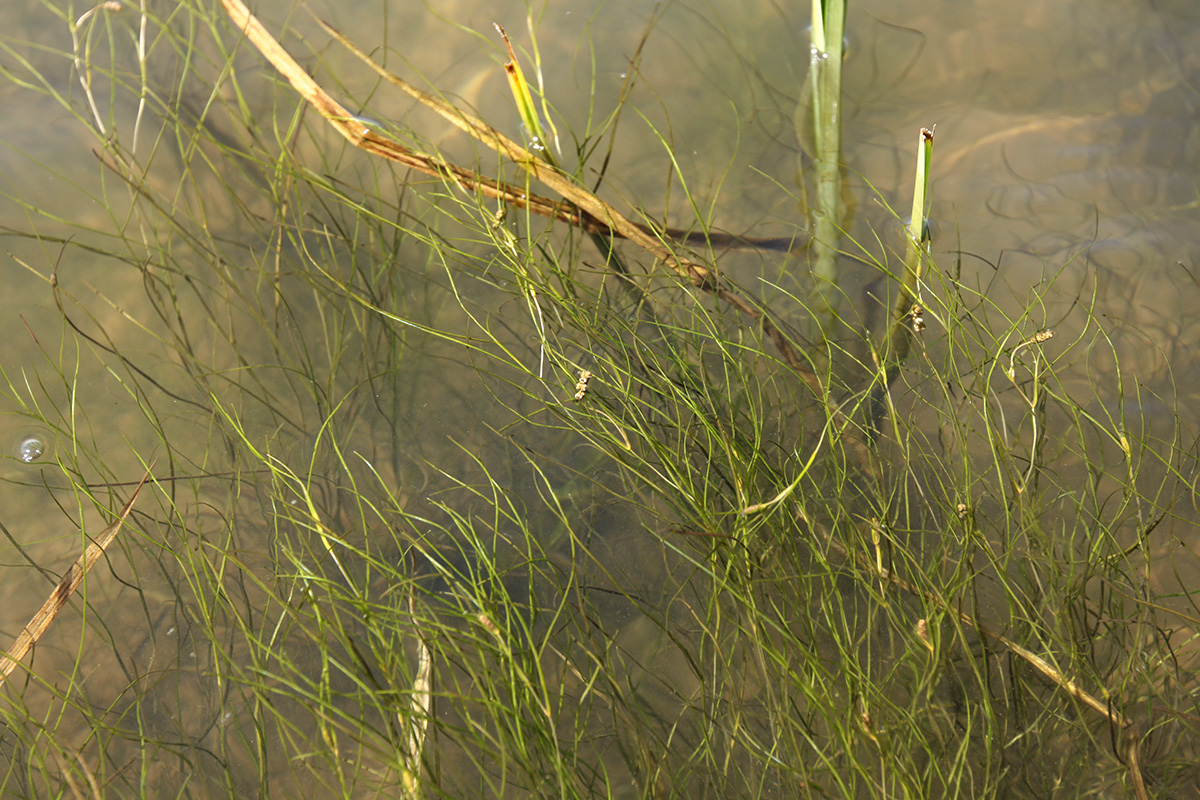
916, 619, 934, 651
573, 369, 593, 401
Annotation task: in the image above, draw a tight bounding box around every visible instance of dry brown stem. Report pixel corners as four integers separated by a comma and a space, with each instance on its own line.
0, 465, 154, 688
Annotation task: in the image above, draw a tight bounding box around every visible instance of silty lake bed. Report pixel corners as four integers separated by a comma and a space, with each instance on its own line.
0, 0, 1197, 796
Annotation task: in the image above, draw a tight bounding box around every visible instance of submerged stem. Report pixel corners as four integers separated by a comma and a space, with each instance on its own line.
867, 126, 934, 440
806, 0, 848, 338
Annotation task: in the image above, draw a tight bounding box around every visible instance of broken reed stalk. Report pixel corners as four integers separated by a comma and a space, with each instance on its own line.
494, 22, 552, 161
867, 127, 933, 439
887, 126, 934, 365
493, 21, 638, 295
216, 0, 870, 468
807, 0, 848, 337
0, 465, 153, 688
215, 3, 1146, 793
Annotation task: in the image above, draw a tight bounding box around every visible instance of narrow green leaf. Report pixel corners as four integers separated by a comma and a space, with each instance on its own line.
494, 23, 550, 162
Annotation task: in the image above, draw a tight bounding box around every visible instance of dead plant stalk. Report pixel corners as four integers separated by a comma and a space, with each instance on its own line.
0, 466, 153, 688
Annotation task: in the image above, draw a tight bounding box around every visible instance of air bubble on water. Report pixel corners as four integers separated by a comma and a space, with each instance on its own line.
17, 436, 45, 463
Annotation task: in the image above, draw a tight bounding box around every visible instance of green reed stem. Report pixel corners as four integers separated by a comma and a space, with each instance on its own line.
807, 0, 847, 338
887, 126, 934, 364
867, 126, 933, 440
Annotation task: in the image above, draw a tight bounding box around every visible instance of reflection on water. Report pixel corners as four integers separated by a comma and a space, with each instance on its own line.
0, 0, 1198, 794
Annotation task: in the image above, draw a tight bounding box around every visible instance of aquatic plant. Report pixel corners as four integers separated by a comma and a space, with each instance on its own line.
801, 0, 851, 338
0, 1, 1193, 798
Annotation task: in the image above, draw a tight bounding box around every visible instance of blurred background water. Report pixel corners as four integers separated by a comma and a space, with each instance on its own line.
0, 0, 1198, 794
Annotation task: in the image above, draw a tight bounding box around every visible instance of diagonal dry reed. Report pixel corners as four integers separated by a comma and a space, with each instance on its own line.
0, 465, 154, 688
220, 4, 790, 254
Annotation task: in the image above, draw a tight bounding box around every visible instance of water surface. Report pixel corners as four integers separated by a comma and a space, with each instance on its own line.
0, 0, 1197, 795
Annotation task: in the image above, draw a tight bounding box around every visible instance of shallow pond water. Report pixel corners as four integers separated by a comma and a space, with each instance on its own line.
0, 0, 1197, 796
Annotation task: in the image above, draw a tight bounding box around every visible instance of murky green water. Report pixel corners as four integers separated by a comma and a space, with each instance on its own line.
0, 0, 1198, 796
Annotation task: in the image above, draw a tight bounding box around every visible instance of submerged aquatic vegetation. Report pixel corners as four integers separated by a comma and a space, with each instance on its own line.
0, 0, 1195, 798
